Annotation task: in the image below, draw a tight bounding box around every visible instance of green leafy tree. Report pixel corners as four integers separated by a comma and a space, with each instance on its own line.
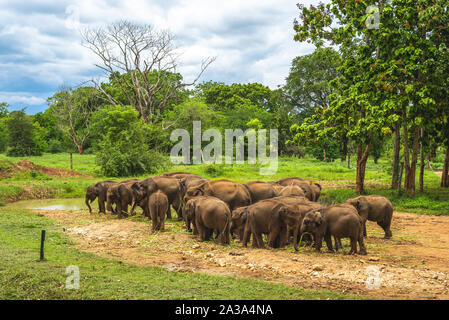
6, 109, 43, 156
48, 86, 100, 154
94, 105, 169, 177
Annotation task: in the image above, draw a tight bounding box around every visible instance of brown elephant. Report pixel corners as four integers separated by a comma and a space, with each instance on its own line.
85, 180, 117, 214
184, 196, 231, 245
163, 172, 203, 180
241, 201, 294, 249
268, 182, 285, 195
278, 185, 305, 197
179, 176, 209, 197
131, 176, 183, 220
106, 181, 136, 219
230, 206, 250, 241
300, 204, 367, 255
345, 195, 393, 239
276, 177, 315, 201
306, 180, 322, 201
243, 181, 278, 203
148, 190, 169, 232
184, 179, 251, 211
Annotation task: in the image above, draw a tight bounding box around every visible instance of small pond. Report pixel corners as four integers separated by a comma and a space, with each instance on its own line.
6, 198, 94, 211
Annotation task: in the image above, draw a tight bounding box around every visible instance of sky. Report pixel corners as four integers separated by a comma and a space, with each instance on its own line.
0, 0, 317, 114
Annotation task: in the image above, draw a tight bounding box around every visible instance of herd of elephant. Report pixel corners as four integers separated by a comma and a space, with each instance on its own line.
85, 172, 394, 255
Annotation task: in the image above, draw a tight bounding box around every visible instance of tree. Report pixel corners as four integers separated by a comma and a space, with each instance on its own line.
48, 86, 99, 154
6, 110, 42, 156
284, 47, 341, 120
82, 20, 215, 124
292, 1, 449, 195
93, 105, 169, 176
0, 103, 9, 152
284, 47, 346, 160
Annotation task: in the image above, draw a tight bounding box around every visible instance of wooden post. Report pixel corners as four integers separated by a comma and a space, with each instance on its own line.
70, 152, 73, 170
40, 230, 46, 261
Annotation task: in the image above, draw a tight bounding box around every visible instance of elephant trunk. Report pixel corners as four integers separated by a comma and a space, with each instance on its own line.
85, 196, 92, 214
293, 225, 299, 251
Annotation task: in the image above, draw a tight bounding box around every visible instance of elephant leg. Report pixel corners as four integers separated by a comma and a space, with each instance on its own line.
255, 233, 265, 249
99, 196, 106, 214
334, 237, 340, 251
314, 234, 323, 252
151, 209, 158, 232
324, 234, 334, 252
378, 219, 392, 239
122, 202, 129, 217
160, 210, 166, 232
242, 223, 251, 247
172, 197, 183, 221
348, 237, 358, 255
358, 232, 367, 255
363, 222, 367, 237
166, 206, 172, 220
267, 229, 280, 248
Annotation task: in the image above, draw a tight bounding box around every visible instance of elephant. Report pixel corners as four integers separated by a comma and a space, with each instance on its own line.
184, 196, 231, 245
306, 180, 322, 201
179, 176, 209, 197
300, 204, 367, 255
184, 179, 252, 211
230, 206, 250, 241
85, 180, 117, 214
276, 177, 315, 201
106, 181, 136, 219
241, 201, 295, 249
148, 190, 169, 232
243, 181, 278, 203
163, 172, 203, 180
278, 185, 305, 197
268, 182, 285, 195
345, 195, 393, 239
131, 176, 183, 220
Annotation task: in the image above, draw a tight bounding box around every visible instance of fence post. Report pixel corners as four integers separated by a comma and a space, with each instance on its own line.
40, 230, 46, 261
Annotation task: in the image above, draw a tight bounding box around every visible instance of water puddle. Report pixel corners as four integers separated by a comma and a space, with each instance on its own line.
6, 198, 95, 211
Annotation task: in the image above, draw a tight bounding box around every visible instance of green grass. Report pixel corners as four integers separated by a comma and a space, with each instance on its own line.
0, 152, 448, 215
0, 207, 357, 300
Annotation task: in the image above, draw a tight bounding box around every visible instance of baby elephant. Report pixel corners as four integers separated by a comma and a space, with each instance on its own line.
184, 196, 231, 245
148, 191, 169, 232
345, 195, 393, 239
301, 204, 367, 255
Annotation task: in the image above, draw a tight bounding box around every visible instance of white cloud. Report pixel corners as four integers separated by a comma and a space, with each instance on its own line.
0, 0, 317, 112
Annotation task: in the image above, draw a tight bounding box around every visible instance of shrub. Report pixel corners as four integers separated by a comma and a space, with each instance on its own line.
94, 105, 171, 177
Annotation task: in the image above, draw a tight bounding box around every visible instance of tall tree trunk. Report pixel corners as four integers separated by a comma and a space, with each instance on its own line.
355, 141, 372, 195
442, 147, 449, 188
340, 136, 348, 162
391, 122, 401, 189
403, 119, 419, 196
419, 128, 424, 193
77, 144, 84, 155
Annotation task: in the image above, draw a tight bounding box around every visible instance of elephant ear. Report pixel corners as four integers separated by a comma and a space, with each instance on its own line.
315, 183, 322, 191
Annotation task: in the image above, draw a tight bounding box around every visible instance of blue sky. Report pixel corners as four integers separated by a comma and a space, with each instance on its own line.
0, 0, 316, 114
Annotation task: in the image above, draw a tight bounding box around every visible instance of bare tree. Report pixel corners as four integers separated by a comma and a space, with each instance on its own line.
82, 20, 216, 124
48, 86, 97, 155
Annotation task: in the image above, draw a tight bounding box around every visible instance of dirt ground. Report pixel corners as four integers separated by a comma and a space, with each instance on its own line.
2, 160, 90, 178
36, 207, 449, 300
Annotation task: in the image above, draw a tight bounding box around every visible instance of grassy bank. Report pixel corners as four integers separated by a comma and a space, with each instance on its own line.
0, 153, 448, 215
0, 206, 357, 300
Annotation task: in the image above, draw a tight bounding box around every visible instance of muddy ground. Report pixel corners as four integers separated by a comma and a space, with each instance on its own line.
35, 206, 449, 300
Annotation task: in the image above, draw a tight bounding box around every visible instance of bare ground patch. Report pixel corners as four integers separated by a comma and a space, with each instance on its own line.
37, 209, 449, 300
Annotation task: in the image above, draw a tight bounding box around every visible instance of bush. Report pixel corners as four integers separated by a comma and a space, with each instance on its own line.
94, 105, 171, 177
